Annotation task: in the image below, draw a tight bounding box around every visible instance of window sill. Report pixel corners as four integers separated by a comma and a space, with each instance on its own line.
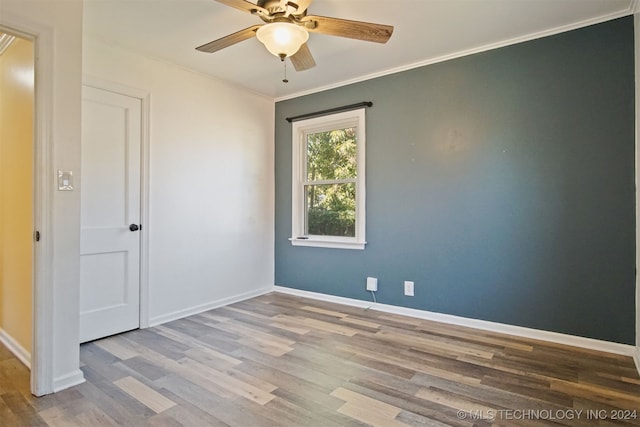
289, 237, 366, 250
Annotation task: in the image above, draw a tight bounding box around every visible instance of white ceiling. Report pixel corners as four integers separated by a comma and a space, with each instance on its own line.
83, 0, 635, 100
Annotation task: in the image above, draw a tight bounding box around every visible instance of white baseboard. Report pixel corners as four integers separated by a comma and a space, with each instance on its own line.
274, 286, 636, 357
0, 328, 31, 369
633, 347, 640, 373
149, 286, 273, 327
53, 369, 85, 393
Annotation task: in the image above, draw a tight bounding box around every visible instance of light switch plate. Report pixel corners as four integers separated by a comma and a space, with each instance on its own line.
57, 170, 74, 191
404, 281, 414, 296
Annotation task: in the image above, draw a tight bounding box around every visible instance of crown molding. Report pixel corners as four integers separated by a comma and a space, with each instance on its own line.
276, 2, 636, 102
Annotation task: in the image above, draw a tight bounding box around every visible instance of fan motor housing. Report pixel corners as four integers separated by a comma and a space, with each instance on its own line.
257, 0, 288, 14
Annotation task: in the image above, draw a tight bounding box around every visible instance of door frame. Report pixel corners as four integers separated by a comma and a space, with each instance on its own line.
82, 75, 151, 330
0, 18, 54, 395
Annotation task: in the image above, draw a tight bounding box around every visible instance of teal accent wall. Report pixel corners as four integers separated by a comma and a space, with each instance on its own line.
274, 17, 636, 344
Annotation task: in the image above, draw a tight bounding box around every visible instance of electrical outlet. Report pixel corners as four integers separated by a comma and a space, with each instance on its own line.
366, 277, 378, 292
404, 281, 414, 296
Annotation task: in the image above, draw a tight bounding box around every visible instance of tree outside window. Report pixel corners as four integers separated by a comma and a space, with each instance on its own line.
305, 127, 357, 237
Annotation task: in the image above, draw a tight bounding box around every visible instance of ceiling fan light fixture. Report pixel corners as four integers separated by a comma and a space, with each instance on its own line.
256, 22, 308, 59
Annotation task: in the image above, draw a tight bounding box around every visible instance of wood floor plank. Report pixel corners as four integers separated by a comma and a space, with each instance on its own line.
94, 337, 139, 361
0, 394, 28, 427
2, 390, 48, 426
74, 406, 122, 427
597, 371, 640, 386
331, 387, 408, 426
71, 380, 148, 425
137, 412, 184, 427
154, 325, 243, 367
26, 388, 85, 414
480, 371, 573, 407
338, 402, 410, 427
345, 377, 481, 427
178, 358, 276, 405
194, 311, 231, 323
1, 358, 32, 397
263, 394, 360, 427
336, 342, 484, 386
267, 320, 311, 335
274, 314, 360, 337
152, 373, 233, 421
163, 317, 223, 339
182, 347, 241, 370
37, 406, 82, 427
415, 324, 535, 352
340, 315, 382, 330
233, 358, 345, 410
415, 387, 497, 416
162, 396, 231, 427
231, 345, 346, 390
208, 321, 295, 355
412, 374, 602, 427
375, 327, 496, 360
211, 311, 304, 343
301, 305, 348, 318
395, 410, 455, 427
117, 356, 170, 382
222, 305, 272, 320
1, 292, 639, 427
550, 377, 640, 409
113, 376, 176, 413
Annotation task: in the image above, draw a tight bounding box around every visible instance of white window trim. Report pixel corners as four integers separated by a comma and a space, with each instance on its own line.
290, 108, 366, 250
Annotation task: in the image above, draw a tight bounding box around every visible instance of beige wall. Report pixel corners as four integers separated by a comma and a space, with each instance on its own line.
0, 36, 34, 356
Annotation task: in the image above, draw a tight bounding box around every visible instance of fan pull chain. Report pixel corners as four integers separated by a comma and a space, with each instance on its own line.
282, 59, 289, 83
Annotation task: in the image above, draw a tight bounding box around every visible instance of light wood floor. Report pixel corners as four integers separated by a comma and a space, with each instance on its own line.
1, 292, 639, 426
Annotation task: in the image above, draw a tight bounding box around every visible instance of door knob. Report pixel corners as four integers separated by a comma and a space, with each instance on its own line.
129, 224, 140, 232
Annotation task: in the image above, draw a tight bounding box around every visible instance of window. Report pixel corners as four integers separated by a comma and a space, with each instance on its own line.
290, 108, 366, 249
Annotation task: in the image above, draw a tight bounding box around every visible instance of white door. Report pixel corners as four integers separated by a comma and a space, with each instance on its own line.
80, 85, 141, 343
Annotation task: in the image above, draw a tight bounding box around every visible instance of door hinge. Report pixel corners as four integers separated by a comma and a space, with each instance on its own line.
34, 230, 40, 242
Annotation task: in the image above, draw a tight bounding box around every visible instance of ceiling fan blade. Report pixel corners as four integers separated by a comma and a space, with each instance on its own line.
303, 15, 393, 43
215, 0, 268, 15
290, 43, 316, 71
196, 25, 262, 53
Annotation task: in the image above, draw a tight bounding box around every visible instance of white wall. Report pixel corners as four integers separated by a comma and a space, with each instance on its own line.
82, 37, 275, 325
0, 0, 84, 393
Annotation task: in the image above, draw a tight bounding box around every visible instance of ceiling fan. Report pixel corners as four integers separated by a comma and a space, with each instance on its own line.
196, 0, 394, 72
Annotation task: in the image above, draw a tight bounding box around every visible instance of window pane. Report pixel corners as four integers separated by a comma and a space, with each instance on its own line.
306, 128, 356, 181
305, 183, 356, 237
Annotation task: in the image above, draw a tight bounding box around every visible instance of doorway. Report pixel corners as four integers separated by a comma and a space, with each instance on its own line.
0, 32, 35, 370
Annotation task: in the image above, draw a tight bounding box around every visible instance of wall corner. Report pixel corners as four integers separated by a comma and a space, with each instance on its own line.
634, 12, 640, 364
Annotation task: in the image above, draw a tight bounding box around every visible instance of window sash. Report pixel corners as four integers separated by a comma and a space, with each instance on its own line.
291, 108, 366, 250
304, 182, 357, 238
302, 178, 356, 186
304, 127, 357, 182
